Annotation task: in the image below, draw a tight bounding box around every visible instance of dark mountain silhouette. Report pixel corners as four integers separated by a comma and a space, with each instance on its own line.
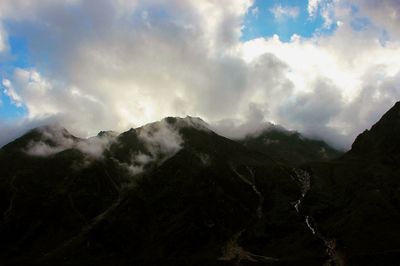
0, 103, 399, 265
349, 101, 400, 165
301, 101, 400, 265
240, 124, 342, 165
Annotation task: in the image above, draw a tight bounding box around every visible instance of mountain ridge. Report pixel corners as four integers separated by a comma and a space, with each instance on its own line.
1, 116, 342, 166
349, 101, 400, 165
301, 101, 400, 265
0, 103, 400, 265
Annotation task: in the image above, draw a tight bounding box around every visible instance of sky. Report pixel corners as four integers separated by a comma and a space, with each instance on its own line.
0, 0, 400, 149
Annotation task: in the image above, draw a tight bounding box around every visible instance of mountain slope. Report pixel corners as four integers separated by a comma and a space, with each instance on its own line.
0, 117, 327, 265
0, 126, 127, 264
1, 105, 400, 265
239, 125, 342, 165
301, 101, 400, 265
349, 101, 400, 165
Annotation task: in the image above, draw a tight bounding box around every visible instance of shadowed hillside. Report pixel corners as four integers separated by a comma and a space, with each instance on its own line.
0, 103, 400, 265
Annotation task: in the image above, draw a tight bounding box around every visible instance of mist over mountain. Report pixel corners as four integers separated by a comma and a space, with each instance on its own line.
1, 1, 400, 265
239, 123, 343, 165
1, 102, 400, 265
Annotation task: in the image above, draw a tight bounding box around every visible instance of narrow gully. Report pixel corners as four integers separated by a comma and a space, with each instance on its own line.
291, 168, 346, 266
221, 163, 279, 264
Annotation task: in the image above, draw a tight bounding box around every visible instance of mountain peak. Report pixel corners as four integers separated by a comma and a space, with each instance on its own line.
33, 124, 75, 139
349, 101, 400, 164
161, 116, 210, 131
240, 123, 342, 165
97, 130, 118, 138
378, 101, 400, 123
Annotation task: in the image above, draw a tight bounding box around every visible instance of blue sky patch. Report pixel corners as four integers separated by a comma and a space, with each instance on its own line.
0, 92, 27, 120
0, 35, 30, 119
241, 0, 337, 42
0, 35, 31, 74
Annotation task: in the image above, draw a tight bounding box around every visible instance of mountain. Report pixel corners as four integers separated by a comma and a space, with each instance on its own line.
0, 117, 324, 265
301, 102, 400, 265
349, 101, 400, 165
0, 104, 399, 265
239, 124, 342, 165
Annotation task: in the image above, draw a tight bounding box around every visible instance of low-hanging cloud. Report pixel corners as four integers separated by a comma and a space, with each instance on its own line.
137, 120, 183, 160
22, 119, 186, 177
0, 0, 399, 150
25, 125, 117, 158
123, 116, 213, 175
119, 119, 187, 175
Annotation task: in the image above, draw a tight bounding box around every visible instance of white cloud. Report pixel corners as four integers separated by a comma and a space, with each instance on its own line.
0, 23, 8, 53
307, 0, 336, 29
25, 141, 66, 156
22, 118, 185, 176
308, 0, 322, 18
137, 120, 183, 160
211, 103, 273, 139
0, 118, 55, 148
75, 134, 117, 158
0, 0, 400, 151
23, 124, 117, 158
2, 79, 23, 106
351, 0, 400, 40
270, 5, 300, 20
238, 17, 400, 148
24, 125, 76, 156
119, 118, 186, 175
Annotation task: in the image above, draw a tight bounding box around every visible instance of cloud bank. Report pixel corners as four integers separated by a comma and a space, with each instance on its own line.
0, 0, 399, 149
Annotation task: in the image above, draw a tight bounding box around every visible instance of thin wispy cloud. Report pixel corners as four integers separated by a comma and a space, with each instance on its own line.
270, 5, 300, 21
308, 0, 322, 18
